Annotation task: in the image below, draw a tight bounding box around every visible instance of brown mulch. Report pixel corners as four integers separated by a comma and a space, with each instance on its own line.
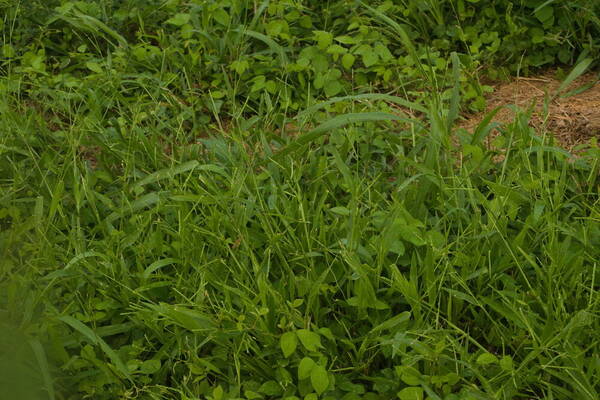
458, 70, 600, 150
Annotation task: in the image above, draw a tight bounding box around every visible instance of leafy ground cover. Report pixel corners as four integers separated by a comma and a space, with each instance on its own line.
1, 1, 599, 400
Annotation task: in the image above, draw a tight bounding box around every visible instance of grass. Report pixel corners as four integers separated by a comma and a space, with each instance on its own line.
1, 1, 600, 400
1, 87, 599, 399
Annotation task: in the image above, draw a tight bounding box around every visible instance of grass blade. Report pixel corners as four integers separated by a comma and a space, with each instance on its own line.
28, 339, 55, 400
273, 112, 407, 160
556, 58, 593, 97
58, 316, 131, 380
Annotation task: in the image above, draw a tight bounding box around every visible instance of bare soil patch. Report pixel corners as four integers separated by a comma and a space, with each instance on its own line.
459, 70, 600, 150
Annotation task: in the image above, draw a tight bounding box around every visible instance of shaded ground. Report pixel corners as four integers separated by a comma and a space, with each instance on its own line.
460, 70, 600, 150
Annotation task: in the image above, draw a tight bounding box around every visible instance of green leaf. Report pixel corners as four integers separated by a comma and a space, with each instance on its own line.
324, 78, 342, 96
330, 206, 351, 216
280, 332, 298, 358
166, 13, 190, 26
312, 54, 329, 73
85, 61, 102, 74
335, 35, 358, 44
298, 357, 315, 380
500, 355, 514, 371
362, 50, 379, 67
476, 352, 498, 365
139, 359, 161, 374
327, 44, 347, 55
318, 327, 335, 341
296, 329, 322, 352
213, 385, 224, 400
534, 6, 553, 24
213, 8, 230, 26
395, 221, 426, 246
374, 43, 393, 62
397, 387, 423, 400
341, 53, 356, 70
313, 30, 333, 50
310, 365, 329, 395
259, 381, 282, 396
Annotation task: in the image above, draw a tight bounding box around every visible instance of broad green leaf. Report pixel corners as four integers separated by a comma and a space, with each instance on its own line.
335, 35, 358, 44
534, 6, 553, 24
476, 352, 498, 365
166, 13, 191, 27
397, 366, 421, 386
324, 79, 343, 97
397, 387, 423, 400
296, 329, 322, 352
298, 357, 315, 380
85, 61, 102, 74
280, 332, 298, 358
310, 365, 329, 395
213, 8, 230, 26
259, 381, 282, 396
213, 385, 224, 400
374, 43, 393, 62
327, 44, 347, 55
313, 30, 333, 50
362, 51, 379, 68
500, 355, 514, 371
341, 53, 356, 69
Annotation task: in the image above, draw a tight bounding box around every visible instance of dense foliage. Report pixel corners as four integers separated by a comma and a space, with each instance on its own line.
3, 0, 600, 119
1, 1, 599, 400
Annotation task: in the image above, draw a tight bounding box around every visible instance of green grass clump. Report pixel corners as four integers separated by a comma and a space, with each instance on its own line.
1, 1, 600, 400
